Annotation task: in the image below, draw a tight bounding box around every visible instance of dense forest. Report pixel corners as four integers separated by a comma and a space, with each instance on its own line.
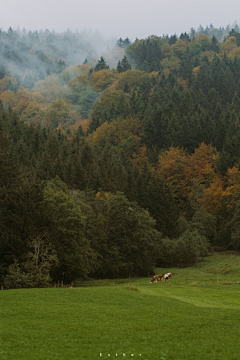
2, 23, 240, 288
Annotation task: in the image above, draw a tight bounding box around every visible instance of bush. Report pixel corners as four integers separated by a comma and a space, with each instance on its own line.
4, 259, 33, 289
157, 229, 210, 267
4, 235, 59, 289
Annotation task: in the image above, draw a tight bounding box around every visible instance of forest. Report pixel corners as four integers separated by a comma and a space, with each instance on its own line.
1, 23, 240, 288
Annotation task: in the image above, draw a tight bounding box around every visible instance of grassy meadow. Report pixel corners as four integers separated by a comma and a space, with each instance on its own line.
1, 253, 240, 360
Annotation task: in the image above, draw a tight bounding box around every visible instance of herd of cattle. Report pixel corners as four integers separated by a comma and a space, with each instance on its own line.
150, 273, 172, 283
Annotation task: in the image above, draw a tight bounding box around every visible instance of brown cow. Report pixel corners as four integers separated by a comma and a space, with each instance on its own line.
150, 274, 163, 283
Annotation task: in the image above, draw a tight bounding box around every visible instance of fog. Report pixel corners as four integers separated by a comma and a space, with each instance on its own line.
1, 0, 240, 41
0, 28, 121, 89
1, 0, 240, 89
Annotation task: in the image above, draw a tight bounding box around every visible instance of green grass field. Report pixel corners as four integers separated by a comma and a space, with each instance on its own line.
1, 253, 240, 360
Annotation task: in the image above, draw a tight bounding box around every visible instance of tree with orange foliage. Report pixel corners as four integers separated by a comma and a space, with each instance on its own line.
156, 143, 219, 212
90, 69, 118, 92
44, 99, 81, 128
223, 165, 240, 210
182, 143, 219, 192
202, 175, 225, 216
131, 144, 151, 171
156, 146, 187, 205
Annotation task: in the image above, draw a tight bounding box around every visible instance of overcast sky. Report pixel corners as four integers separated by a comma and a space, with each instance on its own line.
1, 0, 240, 40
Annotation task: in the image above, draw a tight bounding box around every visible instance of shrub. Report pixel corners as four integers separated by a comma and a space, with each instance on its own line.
4, 259, 33, 289
157, 229, 210, 267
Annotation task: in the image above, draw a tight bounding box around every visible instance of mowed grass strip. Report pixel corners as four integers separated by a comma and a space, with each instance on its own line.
1, 254, 240, 360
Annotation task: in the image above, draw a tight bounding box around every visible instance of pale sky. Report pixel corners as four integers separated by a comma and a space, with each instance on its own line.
1, 0, 240, 41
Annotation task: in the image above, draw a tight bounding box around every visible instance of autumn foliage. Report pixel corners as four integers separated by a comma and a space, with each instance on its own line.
3, 25, 240, 286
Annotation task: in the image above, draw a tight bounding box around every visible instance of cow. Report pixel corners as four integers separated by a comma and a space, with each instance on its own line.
164, 272, 172, 281
150, 274, 163, 283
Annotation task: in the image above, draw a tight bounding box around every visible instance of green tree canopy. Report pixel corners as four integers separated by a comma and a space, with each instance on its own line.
94, 57, 109, 72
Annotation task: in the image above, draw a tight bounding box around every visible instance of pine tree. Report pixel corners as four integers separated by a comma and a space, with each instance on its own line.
117, 56, 131, 73
116, 38, 125, 48
94, 56, 109, 72
116, 38, 131, 48
121, 55, 131, 72
117, 61, 123, 73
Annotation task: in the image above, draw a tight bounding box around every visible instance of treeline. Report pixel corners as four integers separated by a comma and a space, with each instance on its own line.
0, 27, 116, 89
2, 25, 240, 287
0, 100, 238, 288
0, 105, 209, 287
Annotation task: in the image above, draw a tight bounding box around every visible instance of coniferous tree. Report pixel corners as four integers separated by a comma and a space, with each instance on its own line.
121, 55, 131, 72
94, 56, 109, 71
117, 61, 123, 73
117, 56, 131, 73
211, 35, 219, 52
116, 38, 131, 48
168, 34, 178, 45
116, 38, 125, 48
179, 32, 191, 42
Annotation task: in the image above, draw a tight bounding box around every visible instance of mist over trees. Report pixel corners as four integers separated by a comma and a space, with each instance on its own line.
2, 22, 240, 288
0, 27, 116, 88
